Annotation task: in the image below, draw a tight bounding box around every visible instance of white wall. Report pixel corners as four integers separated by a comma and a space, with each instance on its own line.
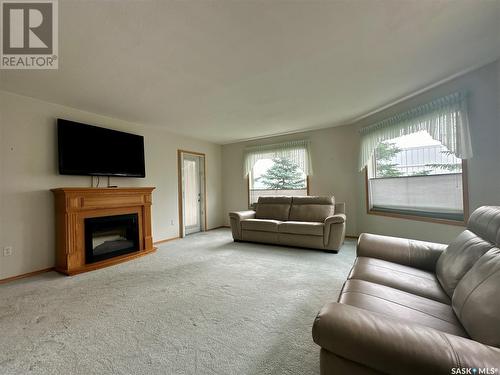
0, 91, 224, 280
221, 60, 500, 244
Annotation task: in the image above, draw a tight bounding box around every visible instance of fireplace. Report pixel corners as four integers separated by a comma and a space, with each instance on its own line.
84, 213, 139, 264
52, 187, 155, 275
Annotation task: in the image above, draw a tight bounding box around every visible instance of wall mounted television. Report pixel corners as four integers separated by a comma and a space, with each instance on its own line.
57, 119, 146, 177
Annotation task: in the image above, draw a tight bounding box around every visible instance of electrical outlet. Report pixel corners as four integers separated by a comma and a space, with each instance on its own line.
170, 219, 174, 226
3, 246, 13, 257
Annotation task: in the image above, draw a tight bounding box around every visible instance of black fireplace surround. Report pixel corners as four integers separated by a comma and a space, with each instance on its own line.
84, 213, 139, 264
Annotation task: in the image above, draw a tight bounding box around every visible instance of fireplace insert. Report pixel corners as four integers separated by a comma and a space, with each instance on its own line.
84, 213, 139, 263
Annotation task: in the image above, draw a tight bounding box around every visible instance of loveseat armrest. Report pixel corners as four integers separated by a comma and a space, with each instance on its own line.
324, 214, 346, 225
229, 210, 255, 240
357, 233, 446, 272
229, 210, 256, 221
312, 302, 500, 374
324, 214, 346, 251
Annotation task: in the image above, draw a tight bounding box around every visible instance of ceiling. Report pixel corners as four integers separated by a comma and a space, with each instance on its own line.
1, 0, 499, 144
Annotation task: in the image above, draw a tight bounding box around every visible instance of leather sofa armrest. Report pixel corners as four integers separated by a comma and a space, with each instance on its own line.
229, 210, 256, 220
357, 233, 446, 272
324, 214, 346, 251
229, 210, 255, 240
313, 303, 500, 374
324, 214, 346, 225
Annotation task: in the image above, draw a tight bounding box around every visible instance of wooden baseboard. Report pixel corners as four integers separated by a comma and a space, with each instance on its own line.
154, 236, 180, 245
155, 227, 228, 244
207, 225, 230, 230
0, 230, 356, 283
0, 267, 55, 285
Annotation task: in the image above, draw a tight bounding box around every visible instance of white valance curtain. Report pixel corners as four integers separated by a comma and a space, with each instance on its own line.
243, 140, 313, 177
358, 91, 473, 171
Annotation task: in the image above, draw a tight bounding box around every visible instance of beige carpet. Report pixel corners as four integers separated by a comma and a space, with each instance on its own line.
0, 229, 356, 375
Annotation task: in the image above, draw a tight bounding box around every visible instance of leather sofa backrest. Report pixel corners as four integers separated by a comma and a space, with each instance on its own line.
436, 206, 500, 297
255, 196, 292, 221
289, 196, 335, 222
467, 206, 500, 245
436, 231, 494, 297
452, 247, 500, 347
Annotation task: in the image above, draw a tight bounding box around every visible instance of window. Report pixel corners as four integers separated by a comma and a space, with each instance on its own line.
243, 140, 312, 207
248, 157, 308, 206
359, 92, 472, 224
366, 131, 467, 222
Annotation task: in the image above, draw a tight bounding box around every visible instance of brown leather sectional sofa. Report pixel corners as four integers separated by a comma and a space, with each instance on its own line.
229, 196, 346, 252
313, 205, 500, 374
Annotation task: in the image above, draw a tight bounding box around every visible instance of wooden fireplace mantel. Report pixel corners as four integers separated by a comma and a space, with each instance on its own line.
51, 187, 156, 275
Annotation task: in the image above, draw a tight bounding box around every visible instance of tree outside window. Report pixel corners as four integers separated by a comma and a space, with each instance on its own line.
249, 157, 307, 205
257, 157, 306, 189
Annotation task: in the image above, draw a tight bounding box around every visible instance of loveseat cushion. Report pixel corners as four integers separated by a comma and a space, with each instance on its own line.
349, 257, 450, 304
289, 196, 334, 222
338, 279, 467, 337
452, 248, 500, 347
241, 219, 281, 232
255, 196, 292, 221
436, 230, 494, 297
279, 221, 324, 236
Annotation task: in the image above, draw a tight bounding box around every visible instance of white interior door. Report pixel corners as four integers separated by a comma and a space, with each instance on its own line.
182, 154, 204, 235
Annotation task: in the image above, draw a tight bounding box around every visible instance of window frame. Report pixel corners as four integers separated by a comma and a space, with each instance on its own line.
364, 159, 469, 226
247, 175, 310, 209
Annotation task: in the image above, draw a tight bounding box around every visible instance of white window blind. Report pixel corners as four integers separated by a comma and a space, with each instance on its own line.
369, 174, 464, 217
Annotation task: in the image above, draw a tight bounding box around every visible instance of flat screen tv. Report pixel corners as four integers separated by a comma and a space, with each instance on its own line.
57, 119, 146, 177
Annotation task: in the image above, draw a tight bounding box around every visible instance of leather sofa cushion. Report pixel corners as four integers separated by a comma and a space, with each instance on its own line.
279, 233, 325, 250
241, 219, 281, 232
357, 233, 445, 272
349, 257, 450, 304
313, 302, 500, 374
436, 230, 494, 297
289, 196, 334, 222
339, 279, 468, 337
255, 196, 292, 221
279, 221, 324, 236
241, 229, 279, 244
467, 206, 500, 246
452, 248, 500, 347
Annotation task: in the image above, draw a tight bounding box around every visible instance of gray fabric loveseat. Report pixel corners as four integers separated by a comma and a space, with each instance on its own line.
229, 196, 346, 252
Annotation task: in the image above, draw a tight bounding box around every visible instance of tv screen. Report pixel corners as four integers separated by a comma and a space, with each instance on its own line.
57, 119, 146, 177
